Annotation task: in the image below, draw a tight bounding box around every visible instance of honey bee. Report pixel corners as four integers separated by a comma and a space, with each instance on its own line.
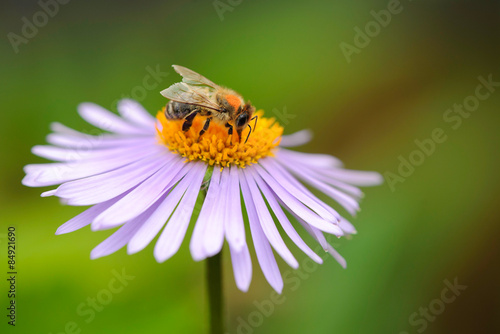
160, 65, 257, 143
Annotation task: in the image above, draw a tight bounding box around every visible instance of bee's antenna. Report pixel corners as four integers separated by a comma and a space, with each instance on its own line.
251, 115, 258, 129
245, 124, 252, 144
244, 115, 258, 144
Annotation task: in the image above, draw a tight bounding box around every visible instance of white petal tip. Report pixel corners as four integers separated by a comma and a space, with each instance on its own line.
371, 173, 384, 185
310, 254, 323, 264
41, 190, 57, 197
55, 228, 66, 235
289, 259, 299, 270
280, 129, 313, 147
326, 245, 347, 268
154, 255, 168, 263
236, 284, 250, 293
21, 174, 38, 187
89, 252, 101, 260
154, 249, 172, 263
273, 285, 284, 294
90, 224, 101, 232
190, 249, 207, 262
332, 228, 344, 237
117, 98, 134, 104
358, 172, 384, 186
126, 243, 139, 255
31, 146, 42, 155
50, 122, 68, 132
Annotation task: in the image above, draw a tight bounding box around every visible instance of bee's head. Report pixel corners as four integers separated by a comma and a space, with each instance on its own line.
235, 103, 254, 130
234, 102, 256, 143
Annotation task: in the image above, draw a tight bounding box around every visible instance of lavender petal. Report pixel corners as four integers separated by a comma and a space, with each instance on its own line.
243, 168, 299, 269
154, 162, 207, 262
117, 99, 156, 129
127, 163, 196, 254
78, 102, 149, 135
239, 169, 283, 294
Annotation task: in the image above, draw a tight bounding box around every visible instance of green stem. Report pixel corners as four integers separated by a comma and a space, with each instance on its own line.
206, 250, 224, 334
200, 166, 224, 334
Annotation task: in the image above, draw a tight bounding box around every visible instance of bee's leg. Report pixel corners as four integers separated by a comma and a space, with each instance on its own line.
182, 109, 199, 132
225, 123, 234, 144
198, 117, 212, 139
236, 128, 243, 143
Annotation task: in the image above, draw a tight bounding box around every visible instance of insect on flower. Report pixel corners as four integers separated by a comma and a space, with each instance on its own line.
161, 65, 257, 143
22, 65, 383, 293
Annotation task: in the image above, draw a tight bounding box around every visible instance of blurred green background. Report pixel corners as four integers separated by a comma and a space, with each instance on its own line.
1, 0, 499, 333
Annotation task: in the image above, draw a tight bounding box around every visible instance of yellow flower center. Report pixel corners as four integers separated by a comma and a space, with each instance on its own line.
156, 110, 283, 167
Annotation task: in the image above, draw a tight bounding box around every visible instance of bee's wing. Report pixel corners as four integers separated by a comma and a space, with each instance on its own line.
160, 82, 220, 111
172, 65, 221, 88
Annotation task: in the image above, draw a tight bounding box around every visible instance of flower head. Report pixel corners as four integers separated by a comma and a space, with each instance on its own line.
23, 99, 382, 293
157, 110, 281, 167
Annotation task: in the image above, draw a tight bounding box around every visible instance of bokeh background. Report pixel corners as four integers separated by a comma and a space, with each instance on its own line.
1, 0, 499, 333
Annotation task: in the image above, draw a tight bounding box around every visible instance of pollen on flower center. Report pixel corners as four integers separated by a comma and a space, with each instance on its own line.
156, 110, 283, 167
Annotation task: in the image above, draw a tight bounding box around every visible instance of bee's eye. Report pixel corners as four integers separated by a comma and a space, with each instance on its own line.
236, 114, 249, 128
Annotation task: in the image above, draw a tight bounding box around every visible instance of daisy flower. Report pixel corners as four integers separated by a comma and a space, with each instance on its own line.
23, 99, 382, 293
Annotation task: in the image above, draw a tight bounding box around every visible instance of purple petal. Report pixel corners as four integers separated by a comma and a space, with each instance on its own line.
275, 154, 365, 198
318, 168, 384, 187
299, 219, 329, 250
259, 159, 341, 220
277, 148, 343, 168
317, 177, 363, 199
46, 132, 153, 150
229, 243, 252, 292
50, 122, 88, 136
293, 216, 346, 268
201, 167, 228, 258
154, 162, 207, 262
92, 158, 187, 230
31, 140, 153, 162
253, 164, 343, 235
339, 217, 357, 235
23, 144, 166, 187
281, 159, 363, 198
239, 169, 283, 294
243, 168, 299, 269
31, 141, 155, 162
224, 166, 246, 252
55, 193, 128, 235
276, 159, 360, 215
55, 152, 170, 205
253, 174, 323, 264
78, 102, 149, 135
90, 202, 160, 259
127, 163, 196, 254
190, 167, 221, 261
279, 129, 313, 147
32, 145, 85, 162
325, 243, 347, 269
41, 189, 57, 197
117, 99, 156, 129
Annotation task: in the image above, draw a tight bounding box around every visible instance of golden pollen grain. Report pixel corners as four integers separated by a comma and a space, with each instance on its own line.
156, 110, 283, 168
